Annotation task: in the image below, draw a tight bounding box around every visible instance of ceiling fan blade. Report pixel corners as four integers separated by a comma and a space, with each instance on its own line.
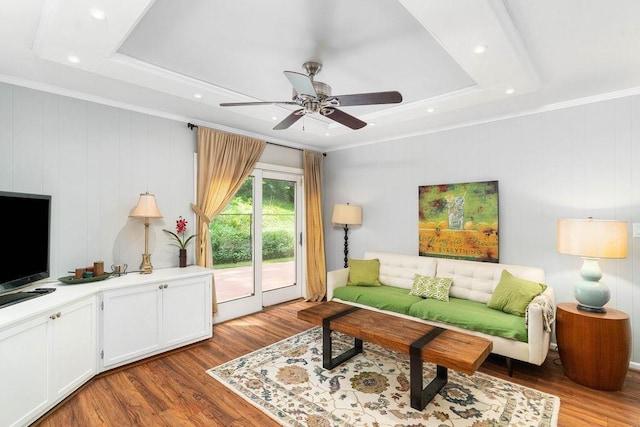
220, 101, 298, 107
321, 107, 367, 130
329, 91, 403, 107
273, 109, 305, 130
284, 71, 317, 97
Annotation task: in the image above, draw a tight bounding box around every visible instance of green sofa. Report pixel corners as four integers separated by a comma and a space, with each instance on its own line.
327, 252, 555, 374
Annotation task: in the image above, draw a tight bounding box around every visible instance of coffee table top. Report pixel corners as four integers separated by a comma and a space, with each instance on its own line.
298, 301, 492, 375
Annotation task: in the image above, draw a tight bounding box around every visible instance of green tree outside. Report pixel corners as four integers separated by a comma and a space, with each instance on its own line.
210, 178, 295, 266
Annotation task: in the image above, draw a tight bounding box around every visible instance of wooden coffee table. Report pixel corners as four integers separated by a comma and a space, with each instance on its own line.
297, 301, 493, 410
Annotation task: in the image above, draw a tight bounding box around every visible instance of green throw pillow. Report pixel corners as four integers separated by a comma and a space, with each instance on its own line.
408, 274, 452, 302
487, 269, 547, 317
347, 258, 381, 286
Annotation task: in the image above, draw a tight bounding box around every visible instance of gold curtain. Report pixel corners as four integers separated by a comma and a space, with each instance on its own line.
192, 126, 266, 313
303, 150, 326, 301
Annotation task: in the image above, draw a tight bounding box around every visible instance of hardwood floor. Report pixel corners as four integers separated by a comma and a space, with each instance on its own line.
35, 299, 640, 427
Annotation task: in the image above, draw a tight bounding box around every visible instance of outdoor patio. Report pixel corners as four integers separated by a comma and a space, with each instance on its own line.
214, 260, 295, 302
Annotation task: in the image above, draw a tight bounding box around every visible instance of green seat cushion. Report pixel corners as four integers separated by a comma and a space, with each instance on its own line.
347, 258, 381, 286
409, 297, 528, 342
333, 285, 423, 315
487, 269, 547, 317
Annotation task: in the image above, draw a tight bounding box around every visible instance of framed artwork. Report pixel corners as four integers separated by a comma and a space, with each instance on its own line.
418, 180, 499, 262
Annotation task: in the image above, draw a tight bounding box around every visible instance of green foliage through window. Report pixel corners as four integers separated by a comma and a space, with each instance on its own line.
210, 177, 296, 266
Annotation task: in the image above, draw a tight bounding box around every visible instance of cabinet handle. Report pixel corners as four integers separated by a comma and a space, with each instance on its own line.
158, 284, 169, 289
159, 285, 163, 290
164, 284, 169, 289
56, 312, 61, 318
49, 312, 62, 320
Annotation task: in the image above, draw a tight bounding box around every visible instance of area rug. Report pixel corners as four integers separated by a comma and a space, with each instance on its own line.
207, 327, 560, 426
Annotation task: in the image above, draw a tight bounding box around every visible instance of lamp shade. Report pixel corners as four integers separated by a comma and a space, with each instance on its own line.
332, 204, 362, 225
557, 218, 627, 259
130, 192, 163, 218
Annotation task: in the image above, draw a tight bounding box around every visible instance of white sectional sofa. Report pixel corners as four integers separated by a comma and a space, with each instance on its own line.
327, 252, 555, 375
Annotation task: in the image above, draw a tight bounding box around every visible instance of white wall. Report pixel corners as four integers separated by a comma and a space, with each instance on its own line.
0, 81, 303, 292
323, 95, 640, 366
3, 80, 637, 366
0, 83, 197, 277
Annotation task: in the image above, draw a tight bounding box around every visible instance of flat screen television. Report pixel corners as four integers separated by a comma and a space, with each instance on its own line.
0, 191, 51, 295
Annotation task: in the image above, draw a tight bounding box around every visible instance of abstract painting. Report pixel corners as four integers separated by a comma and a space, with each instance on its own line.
419, 180, 499, 262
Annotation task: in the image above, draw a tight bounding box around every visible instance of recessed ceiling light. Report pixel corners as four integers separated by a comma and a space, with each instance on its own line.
474, 45, 487, 54
193, 93, 202, 99
67, 55, 80, 64
427, 108, 435, 113
90, 9, 106, 20
325, 132, 330, 136
369, 122, 376, 126
272, 116, 278, 121
505, 88, 515, 95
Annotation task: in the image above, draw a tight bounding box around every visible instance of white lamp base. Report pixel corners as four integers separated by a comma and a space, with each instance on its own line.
574, 258, 609, 313
574, 280, 609, 312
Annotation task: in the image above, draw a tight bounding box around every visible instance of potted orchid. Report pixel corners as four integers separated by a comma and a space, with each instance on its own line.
163, 216, 196, 267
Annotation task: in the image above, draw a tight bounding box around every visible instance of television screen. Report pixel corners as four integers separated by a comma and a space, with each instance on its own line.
0, 191, 51, 294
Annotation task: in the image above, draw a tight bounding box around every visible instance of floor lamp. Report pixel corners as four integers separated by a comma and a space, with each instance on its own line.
556, 217, 628, 313
332, 203, 362, 268
130, 192, 163, 274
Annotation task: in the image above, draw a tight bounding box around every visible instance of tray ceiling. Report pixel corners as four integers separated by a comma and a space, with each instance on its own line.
2, 0, 640, 151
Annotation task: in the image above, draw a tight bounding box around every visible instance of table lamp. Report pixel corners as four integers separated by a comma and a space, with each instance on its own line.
332, 203, 362, 268
556, 217, 627, 313
130, 192, 163, 274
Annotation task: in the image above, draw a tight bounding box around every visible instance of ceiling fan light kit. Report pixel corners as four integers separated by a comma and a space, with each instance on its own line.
220, 61, 402, 130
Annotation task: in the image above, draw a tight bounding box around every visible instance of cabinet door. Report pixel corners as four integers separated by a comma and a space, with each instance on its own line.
0, 316, 49, 427
162, 276, 212, 347
51, 296, 97, 400
101, 283, 161, 368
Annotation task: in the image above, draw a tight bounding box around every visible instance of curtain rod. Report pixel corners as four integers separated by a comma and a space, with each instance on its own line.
187, 122, 314, 153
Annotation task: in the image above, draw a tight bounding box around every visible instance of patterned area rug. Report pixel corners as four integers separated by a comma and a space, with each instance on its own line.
207, 327, 560, 426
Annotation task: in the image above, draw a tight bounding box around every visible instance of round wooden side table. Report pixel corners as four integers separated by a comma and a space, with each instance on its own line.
556, 302, 631, 391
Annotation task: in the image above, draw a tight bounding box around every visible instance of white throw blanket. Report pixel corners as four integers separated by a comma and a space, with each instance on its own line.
526, 293, 555, 333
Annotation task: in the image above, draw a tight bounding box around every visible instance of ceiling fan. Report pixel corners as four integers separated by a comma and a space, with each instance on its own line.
219, 62, 403, 130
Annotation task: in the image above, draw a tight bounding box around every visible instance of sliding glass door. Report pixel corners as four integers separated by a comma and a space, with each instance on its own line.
261, 172, 302, 306
212, 168, 302, 322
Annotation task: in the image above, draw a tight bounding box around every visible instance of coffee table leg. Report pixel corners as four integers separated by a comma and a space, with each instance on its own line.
323, 327, 363, 369
409, 327, 447, 410
322, 306, 363, 369
410, 360, 448, 410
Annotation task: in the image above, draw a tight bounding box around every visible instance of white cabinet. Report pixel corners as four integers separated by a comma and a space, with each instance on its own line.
51, 297, 97, 399
0, 296, 96, 427
0, 314, 48, 427
101, 282, 161, 368
162, 276, 212, 347
100, 274, 212, 370
0, 266, 212, 426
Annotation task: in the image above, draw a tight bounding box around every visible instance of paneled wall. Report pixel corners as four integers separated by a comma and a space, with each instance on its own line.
0, 83, 197, 277
323, 95, 640, 366
2, 80, 638, 366
0, 81, 303, 294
